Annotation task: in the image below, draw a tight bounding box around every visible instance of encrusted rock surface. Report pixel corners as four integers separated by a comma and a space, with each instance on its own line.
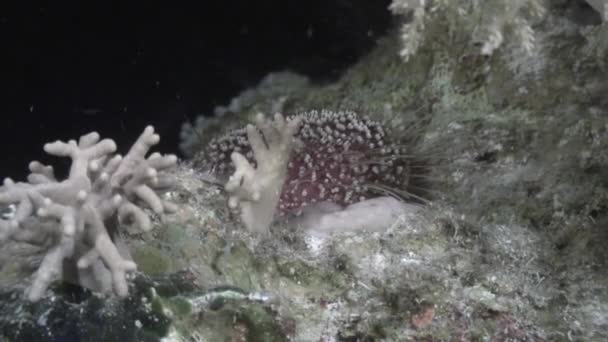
2, 1, 608, 341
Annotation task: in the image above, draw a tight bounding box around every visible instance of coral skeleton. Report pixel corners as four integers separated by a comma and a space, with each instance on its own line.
224, 113, 302, 234
199, 110, 431, 234
0, 126, 177, 301
389, 0, 546, 59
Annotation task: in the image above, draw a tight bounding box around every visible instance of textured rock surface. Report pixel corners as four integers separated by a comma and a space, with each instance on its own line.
2, 1, 608, 340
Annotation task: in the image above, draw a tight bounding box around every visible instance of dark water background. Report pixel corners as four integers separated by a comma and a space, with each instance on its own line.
0, 1, 391, 179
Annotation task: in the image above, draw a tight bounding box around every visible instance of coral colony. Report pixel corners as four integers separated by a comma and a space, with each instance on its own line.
198, 110, 429, 234
0, 126, 177, 301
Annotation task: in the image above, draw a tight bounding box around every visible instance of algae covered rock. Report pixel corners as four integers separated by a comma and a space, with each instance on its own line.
2, 1, 608, 340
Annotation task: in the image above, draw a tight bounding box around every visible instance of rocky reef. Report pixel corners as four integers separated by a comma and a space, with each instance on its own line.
2, 0, 608, 340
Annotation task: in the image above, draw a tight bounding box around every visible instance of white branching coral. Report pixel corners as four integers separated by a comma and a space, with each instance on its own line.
389, 0, 546, 60
225, 113, 302, 234
0, 126, 177, 301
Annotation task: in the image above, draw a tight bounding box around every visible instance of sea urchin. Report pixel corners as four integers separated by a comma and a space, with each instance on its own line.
195, 110, 432, 234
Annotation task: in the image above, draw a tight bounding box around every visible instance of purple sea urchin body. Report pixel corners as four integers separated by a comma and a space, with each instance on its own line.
196, 110, 429, 217
279, 111, 425, 213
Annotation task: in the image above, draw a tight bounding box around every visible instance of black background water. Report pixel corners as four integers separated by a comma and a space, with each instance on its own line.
0, 0, 391, 179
